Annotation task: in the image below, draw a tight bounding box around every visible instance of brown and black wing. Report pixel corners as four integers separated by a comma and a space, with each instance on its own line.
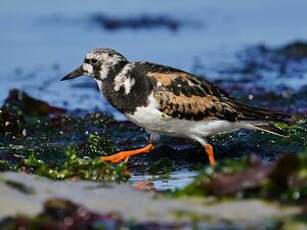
146, 69, 290, 123
147, 70, 243, 121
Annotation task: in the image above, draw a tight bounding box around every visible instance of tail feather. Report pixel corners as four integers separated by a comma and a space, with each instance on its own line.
253, 124, 289, 137
235, 102, 291, 123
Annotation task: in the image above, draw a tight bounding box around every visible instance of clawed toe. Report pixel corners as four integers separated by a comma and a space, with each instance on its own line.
100, 143, 155, 164
101, 152, 129, 163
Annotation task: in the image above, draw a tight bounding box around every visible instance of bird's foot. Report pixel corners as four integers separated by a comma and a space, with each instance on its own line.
101, 143, 155, 164
204, 144, 216, 166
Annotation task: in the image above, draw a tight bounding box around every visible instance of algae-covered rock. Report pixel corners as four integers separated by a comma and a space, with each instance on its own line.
4, 89, 66, 116
23, 147, 130, 182
0, 107, 26, 138
1, 88, 306, 184
175, 152, 307, 202
0, 89, 130, 182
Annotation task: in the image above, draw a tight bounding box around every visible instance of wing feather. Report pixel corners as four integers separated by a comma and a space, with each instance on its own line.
147, 71, 241, 121
146, 69, 289, 122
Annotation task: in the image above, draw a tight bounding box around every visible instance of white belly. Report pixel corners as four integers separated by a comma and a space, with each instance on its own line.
125, 94, 248, 138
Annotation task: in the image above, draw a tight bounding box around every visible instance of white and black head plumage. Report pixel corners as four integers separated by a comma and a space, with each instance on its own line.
62, 48, 154, 113
83, 48, 127, 80
62, 48, 128, 81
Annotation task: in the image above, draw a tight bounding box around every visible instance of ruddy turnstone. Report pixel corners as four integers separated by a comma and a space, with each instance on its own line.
61, 48, 289, 166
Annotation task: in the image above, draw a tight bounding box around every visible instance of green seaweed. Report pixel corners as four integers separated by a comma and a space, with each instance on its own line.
85, 132, 115, 157
1, 88, 307, 188
23, 147, 130, 182
0, 89, 133, 183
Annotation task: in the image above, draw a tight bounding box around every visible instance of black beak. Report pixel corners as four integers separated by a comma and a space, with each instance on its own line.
61, 66, 84, 81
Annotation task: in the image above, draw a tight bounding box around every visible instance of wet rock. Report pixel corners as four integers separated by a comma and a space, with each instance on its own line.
0, 198, 189, 229
0, 89, 66, 138
0, 198, 123, 230
176, 153, 307, 201
4, 89, 66, 116
0, 172, 303, 228
0, 107, 25, 138
0, 90, 130, 182
206, 154, 300, 197
206, 156, 272, 196
276, 41, 307, 60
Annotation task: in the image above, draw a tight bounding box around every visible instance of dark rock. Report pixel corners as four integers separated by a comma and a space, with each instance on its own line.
277, 41, 307, 60
206, 155, 272, 196
0, 198, 187, 230
176, 151, 307, 203
4, 89, 66, 116
0, 107, 25, 138
90, 13, 183, 32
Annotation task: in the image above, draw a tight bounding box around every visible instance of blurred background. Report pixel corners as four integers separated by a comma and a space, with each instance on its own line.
1, 2, 307, 227
1, 0, 307, 118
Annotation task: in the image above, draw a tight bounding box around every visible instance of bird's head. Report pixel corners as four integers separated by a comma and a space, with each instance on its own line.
61, 48, 127, 81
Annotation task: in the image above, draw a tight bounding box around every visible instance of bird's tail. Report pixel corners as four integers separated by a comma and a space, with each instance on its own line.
252, 123, 289, 137
233, 102, 291, 137
234, 102, 291, 123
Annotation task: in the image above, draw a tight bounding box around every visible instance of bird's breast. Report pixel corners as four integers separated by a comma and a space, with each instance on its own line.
125, 94, 246, 138
96, 76, 153, 114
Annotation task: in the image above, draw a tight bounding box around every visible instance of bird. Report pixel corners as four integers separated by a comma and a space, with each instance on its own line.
61, 48, 289, 166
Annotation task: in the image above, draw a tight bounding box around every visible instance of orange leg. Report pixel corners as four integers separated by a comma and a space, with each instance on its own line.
204, 144, 216, 166
101, 143, 155, 164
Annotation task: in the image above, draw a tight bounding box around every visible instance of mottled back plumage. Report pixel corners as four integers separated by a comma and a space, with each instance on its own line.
138, 63, 290, 123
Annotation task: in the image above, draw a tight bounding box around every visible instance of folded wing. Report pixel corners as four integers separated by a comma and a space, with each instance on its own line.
146, 69, 290, 123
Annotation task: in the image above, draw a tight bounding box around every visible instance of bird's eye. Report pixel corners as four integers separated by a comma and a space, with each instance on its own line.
90, 58, 97, 64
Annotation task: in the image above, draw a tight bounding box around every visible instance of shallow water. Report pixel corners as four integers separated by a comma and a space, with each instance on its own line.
130, 169, 197, 191
1, 0, 307, 191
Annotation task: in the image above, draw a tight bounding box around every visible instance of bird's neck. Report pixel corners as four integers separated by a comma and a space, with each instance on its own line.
95, 60, 127, 99
95, 61, 132, 111
95, 62, 155, 114
96, 60, 128, 81
96, 60, 129, 89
